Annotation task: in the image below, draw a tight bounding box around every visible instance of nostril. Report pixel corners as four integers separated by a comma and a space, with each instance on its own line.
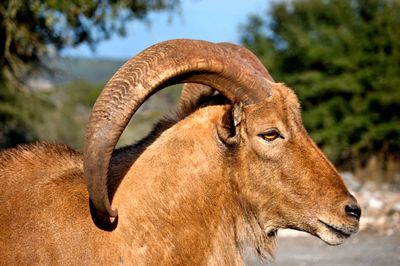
345, 204, 361, 220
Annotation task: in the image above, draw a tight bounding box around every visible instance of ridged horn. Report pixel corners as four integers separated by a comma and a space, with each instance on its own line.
178, 83, 215, 112
178, 42, 274, 112
84, 39, 271, 222
218, 42, 274, 80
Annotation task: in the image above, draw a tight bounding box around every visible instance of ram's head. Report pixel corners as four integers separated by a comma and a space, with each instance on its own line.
84, 39, 360, 245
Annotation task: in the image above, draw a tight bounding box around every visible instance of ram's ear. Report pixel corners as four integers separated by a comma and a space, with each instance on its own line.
217, 102, 243, 145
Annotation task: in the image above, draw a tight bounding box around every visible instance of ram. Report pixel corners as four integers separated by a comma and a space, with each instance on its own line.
0, 39, 360, 265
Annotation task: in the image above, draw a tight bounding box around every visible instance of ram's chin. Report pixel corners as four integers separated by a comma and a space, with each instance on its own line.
315, 220, 355, 246
317, 231, 348, 245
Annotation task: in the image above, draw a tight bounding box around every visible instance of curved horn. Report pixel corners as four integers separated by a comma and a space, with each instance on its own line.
177, 83, 215, 113
218, 42, 274, 81
178, 42, 274, 112
84, 39, 271, 221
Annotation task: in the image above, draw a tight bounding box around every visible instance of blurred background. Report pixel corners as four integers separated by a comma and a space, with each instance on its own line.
1, 0, 399, 264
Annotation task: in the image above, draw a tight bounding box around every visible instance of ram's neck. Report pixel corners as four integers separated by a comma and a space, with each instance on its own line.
110, 105, 244, 263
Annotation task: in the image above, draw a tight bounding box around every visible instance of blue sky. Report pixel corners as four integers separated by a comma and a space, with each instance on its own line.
62, 0, 269, 59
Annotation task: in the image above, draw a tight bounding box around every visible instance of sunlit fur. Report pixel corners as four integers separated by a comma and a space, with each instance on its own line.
0, 82, 359, 264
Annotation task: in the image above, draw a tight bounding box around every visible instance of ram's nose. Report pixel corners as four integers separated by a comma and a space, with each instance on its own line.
345, 203, 361, 221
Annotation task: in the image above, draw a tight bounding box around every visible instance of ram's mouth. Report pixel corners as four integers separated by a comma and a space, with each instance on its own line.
316, 219, 358, 245
319, 220, 351, 238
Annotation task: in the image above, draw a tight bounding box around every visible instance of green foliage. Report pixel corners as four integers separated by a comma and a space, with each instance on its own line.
0, 0, 179, 80
32, 80, 102, 149
0, 0, 180, 148
241, 0, 400, 167
0, 83, 49, 147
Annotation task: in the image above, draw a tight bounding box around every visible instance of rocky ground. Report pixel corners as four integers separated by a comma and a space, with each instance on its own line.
343, 172, 400, 235
271, 231, 400, 266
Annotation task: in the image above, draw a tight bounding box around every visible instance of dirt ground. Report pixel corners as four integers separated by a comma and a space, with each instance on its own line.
270, 231, 400, 266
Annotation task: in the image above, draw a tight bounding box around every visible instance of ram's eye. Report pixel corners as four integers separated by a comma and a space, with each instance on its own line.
259, 129, 282, 141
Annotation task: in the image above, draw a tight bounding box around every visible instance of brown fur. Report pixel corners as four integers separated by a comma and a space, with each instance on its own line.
0, 83, 359, 265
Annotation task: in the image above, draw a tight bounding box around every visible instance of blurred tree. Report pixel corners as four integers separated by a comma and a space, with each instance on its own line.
241, 0, 400, 179
0, 83, 46, 147
0, 0, 180, 148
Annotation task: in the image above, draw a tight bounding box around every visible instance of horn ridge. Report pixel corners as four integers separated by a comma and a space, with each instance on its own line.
178, 42, 273, 113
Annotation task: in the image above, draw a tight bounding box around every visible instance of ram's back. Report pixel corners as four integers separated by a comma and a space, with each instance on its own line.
0, 143, 109, 264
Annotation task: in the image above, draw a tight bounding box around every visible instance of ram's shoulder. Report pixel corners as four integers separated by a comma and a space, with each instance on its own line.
0, 142, 80, 164
0, 142, 84, 186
